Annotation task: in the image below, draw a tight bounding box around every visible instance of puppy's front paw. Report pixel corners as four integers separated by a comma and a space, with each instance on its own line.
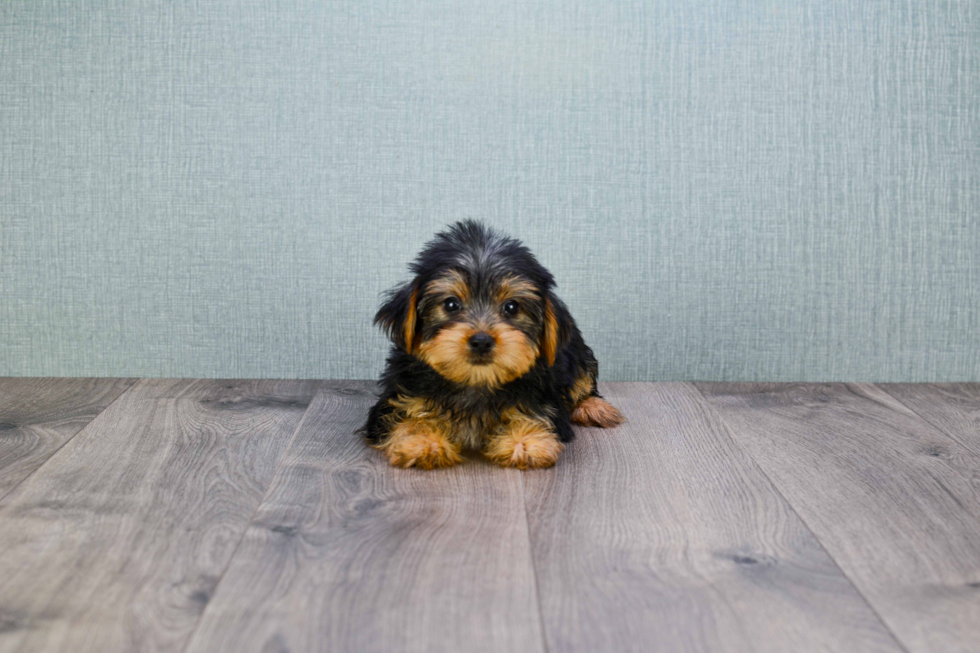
485, 414, 563, 469
376, 422, 462, 470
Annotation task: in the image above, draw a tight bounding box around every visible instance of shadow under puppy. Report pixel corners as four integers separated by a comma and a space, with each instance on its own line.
361, 220, 624, 470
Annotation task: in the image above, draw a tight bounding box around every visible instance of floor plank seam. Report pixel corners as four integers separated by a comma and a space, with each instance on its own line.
688, 382, 914, 653
177, 380, 324, 653
520, 470, 551, 653
874, 384, 974, 453
0, 377, 139, 505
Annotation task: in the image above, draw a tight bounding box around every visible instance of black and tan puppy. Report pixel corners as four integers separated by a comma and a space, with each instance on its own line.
361, 220, 624, 469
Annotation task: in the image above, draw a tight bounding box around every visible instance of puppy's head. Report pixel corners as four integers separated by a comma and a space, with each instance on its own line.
375, 220, 573, 388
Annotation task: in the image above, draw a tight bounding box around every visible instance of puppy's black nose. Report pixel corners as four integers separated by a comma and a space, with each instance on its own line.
468, 332, 495, 355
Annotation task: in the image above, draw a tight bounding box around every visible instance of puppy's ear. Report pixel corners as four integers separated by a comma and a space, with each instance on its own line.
374, 280, 420, 354
541, 294, 573, 366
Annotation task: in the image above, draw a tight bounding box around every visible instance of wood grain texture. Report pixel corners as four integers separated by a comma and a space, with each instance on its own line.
0, 378, 318, 653
880, 384, 980, 455
0, 377, 136, 499
185, 381, 545, 653
523, 382, 902, 653
697, 382, 980, 653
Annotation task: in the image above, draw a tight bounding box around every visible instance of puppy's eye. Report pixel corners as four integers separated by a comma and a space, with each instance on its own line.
502, 300, 520, 317
443, 297, 462, 313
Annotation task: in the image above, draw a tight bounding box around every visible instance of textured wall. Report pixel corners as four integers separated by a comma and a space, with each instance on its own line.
1, 0, 978, 381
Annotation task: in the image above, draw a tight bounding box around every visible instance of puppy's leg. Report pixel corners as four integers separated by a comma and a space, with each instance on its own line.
568, 372, 625, 427
372, 397, 462, 470
484, 407, 564, 469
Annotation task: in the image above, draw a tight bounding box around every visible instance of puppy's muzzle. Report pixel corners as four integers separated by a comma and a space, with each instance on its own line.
468, 332, 495, 357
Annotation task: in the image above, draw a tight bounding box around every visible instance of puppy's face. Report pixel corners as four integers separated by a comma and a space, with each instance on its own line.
375, 221, 570, 389
413, 270, 544, 388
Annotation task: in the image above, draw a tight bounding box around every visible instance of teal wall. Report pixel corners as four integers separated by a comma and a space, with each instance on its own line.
2, 1, 978, 381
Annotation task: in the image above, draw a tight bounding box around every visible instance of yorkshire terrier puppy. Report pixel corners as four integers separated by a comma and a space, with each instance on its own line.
361, 220, 624, 470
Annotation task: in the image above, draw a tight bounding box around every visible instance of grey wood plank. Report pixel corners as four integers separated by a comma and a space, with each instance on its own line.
697, 382, 980, 653
185, 381, 545, 653
879, 384, 980, 455
0, 378, 318, 653
524, 382, 902, 653
0, 377, 137, 499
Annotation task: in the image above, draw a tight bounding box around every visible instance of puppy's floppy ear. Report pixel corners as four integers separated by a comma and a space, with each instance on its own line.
374, 280, 420, 354
541, 293, 573, 366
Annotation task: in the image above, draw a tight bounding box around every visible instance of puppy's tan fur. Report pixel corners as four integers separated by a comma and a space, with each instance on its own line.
373, 395, 462, 469
483, 407, 564, 469
417, 322, 539, 389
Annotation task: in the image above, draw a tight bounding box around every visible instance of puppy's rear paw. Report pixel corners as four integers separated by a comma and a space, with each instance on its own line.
571, 397, 625, 428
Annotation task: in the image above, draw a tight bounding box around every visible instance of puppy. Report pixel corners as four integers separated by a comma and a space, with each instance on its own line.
361, 220, 624, 469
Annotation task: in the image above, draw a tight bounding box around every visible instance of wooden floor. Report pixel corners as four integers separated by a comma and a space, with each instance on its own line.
0, 380, 978, 653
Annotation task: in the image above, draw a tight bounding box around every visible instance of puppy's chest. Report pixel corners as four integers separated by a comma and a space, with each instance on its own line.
440, 392, 508, 449
448, 412, 499, 449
